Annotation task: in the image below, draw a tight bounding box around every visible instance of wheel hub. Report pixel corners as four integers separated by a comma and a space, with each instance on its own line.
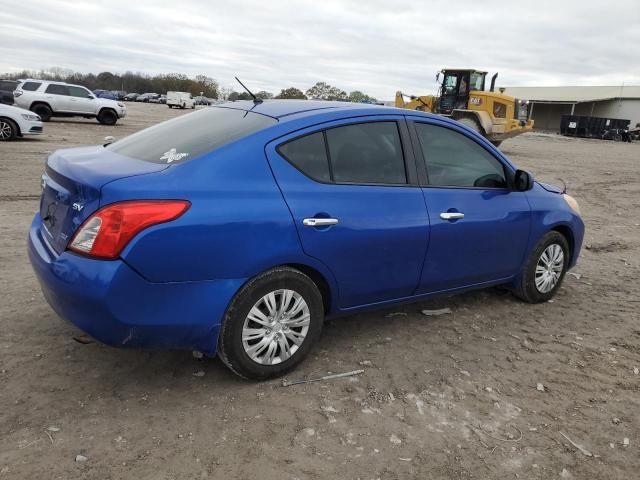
534, 243, 565, 293
241, 289, 311, 366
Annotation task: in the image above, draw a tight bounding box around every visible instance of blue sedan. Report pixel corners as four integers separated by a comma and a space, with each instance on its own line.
28, 100, 584, 379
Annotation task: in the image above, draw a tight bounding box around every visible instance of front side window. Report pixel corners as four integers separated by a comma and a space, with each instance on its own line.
326, 122, 406, 184
415, 123, 507, 188
45, 84, 69, 96
470, 72, 485, 91
68, 86, 91, 98
107, 107, 276, 163
21, 81, 41, 91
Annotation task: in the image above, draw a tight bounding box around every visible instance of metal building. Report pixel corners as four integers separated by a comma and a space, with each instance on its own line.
503, 85, 640, 131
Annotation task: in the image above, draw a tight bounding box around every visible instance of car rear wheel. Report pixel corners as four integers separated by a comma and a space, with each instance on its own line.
217, 267, 324, 380
0, 118, 18, 141
31, 104, 52, 122
514, 231, 569, 303
97, 109, 118, 125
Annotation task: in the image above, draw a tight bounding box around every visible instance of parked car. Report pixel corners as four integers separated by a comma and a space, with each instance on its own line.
194, 95, 210, 106
136, 93, 160, 103
93, 89, 117, 100
0, 79, 19, 105
112, 91, 127, 101
28, 101, 584, 380
124, 93, 140, 101
0, 103, 43, 140
13, 80, 126, 125
167, 91, 195, 109
149, 94, 166, 104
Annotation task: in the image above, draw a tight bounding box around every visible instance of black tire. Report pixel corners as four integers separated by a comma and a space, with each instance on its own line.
491, 140, 503, 148
97, 109, 118, 125
513, 231, 570, 303
168, 105, 172, 109
31, 103, 52, 122
218, 267, 324, 380
457, 117, 482, 134
0, 117, 18, 141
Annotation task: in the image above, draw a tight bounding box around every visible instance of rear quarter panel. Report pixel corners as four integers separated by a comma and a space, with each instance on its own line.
100, 132, 338, 295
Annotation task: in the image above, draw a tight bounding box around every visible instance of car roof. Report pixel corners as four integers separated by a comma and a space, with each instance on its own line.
218, 99, 401, 120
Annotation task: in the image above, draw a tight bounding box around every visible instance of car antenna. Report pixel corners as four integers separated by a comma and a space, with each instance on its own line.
235, 77, 262, 104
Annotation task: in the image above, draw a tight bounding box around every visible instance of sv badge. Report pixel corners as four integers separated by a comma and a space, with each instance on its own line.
72, 202, 84, 212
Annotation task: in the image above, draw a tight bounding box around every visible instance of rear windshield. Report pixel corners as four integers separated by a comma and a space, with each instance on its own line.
0, 80, 17, 91
106, 107, 276, 163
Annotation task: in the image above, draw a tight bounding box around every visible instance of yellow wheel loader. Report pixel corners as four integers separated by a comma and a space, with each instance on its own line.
395, 69, 534, 147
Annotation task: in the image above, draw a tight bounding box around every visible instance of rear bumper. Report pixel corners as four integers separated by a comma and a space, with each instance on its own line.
28, 214, 244, 354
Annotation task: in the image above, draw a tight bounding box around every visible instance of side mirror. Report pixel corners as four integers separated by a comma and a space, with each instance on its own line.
88, 94, 95, 99
513, 169, 534, 191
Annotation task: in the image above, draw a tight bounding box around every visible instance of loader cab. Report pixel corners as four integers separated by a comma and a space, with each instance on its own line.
437, 69, 487, 114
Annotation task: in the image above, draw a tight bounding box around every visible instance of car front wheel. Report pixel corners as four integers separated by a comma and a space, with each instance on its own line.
218, 267, 324, 380
514, 231, 569, 303
97, 109, 118, 125
0, 118, 18, 140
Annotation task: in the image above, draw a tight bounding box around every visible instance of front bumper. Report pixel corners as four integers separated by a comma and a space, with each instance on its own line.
118, 107, 127, 118
28, 214, 244, 354
19, 119, 43, 136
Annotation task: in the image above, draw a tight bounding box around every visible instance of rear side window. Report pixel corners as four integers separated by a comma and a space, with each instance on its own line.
278, 132, 330, 182
21, 81, 41, 91
415, 123, 507, 188
107, 107, 276, 163
326, 122, 406, 184
278, 122, 407, 185
45, 84, 69, 95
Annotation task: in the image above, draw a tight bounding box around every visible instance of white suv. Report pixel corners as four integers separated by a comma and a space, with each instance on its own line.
13, 80, 127, 125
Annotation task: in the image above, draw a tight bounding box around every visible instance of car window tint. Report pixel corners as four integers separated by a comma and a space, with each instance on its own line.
0, 81, 17, 91
45, 84, 69, 96
278, 132, 330, 182
68, 86, 91, 98
415, 123, 507, 188
326, 122, 406, 184
107, 107, 276, 163
21, 82, 41, 91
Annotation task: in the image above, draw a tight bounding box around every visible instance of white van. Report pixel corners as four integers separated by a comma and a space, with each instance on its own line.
166, 91, 195, 109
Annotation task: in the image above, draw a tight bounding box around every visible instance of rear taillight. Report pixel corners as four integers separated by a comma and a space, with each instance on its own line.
68, 200, 190, 259
13, 90, 23, 97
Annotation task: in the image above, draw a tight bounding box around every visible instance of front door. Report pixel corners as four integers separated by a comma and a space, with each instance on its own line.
266, 117, 430, 309
66, 86, 96, 114
410, 119, 531, 293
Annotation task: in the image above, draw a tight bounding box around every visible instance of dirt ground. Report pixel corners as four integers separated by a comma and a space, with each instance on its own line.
1, 103, 638, 480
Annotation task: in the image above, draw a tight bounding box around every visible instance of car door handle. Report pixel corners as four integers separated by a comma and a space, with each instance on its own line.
303, 218, 339, 227
440, 212, 464, 220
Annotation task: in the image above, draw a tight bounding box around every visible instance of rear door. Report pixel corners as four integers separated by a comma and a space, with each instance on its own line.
408, 118, 531, 293
44, 84, 72, 111
266, 116, 430, 309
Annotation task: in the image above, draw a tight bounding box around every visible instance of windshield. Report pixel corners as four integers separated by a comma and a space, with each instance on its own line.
107, 107, 277, 164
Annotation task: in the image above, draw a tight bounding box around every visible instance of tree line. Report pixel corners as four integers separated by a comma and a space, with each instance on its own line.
1, 68, 378, 103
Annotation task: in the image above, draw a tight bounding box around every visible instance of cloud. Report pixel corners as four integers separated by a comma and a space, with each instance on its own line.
0, 0, 638, 99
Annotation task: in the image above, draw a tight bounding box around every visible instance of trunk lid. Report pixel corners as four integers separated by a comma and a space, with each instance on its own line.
40, 145, 169, 254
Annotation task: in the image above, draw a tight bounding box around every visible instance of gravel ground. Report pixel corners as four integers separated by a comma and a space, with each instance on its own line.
0, 103, 638, 479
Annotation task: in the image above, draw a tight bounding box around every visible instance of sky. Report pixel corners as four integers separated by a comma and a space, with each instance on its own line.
1, 0, 639, 100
